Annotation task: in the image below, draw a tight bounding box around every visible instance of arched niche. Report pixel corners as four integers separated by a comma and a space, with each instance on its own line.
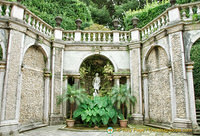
19, 45, 48, 126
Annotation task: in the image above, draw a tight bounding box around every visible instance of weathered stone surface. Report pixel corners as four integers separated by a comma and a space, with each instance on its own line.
170, 32, 186, 119
54, 48, 62, 114
20, 46, 45, 125
147, 47, 171, 123
5, 30, 23, 120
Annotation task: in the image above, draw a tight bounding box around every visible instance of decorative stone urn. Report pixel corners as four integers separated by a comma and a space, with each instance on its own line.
66, 119, 75, 127
170, 0, 176, 6
55, 16, 63, 27
132, 17, 139, 29
119, 119, 128, 128
75, 19, 82, 30
112, 18, 119, 30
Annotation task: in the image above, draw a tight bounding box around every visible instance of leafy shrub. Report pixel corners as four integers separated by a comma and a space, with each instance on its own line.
196, 100, 200, 110
84, 23, 110, 31
124, 1, 170, 30
8, 0, 93, 30
190, 39, 200, 99
73, 96, 123, 126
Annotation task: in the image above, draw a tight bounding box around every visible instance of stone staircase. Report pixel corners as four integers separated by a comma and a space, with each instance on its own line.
197, 110, 200, 126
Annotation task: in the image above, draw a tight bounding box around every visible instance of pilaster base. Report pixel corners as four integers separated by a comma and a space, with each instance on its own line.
49, 114, 64, 125
0, 123, 19, 136
172, 118, 192, 129
129, 114, 143, 124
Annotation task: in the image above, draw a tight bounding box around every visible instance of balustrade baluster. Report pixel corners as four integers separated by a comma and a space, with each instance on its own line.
148, 27, 151, 35
32, 18, 35, 29
0, 4, 2, 16
103, 33, 106, 42
197, 5, 200, 15
150, 24, 153, 32
93, 33, 96, 42
189, 6, 193, 20
165, 14, 169, 24
145, 29, 147, 35
120, 33, 123, 42
70, 33, 73, 41
108, 33, 111, 42
154, 22, 157, 31
28, 14, 32, 26
142, 30, 144, 38
5, 4, 10, 17
157, 19, 161, 29
36, 20, 39, 30
43, 26, 46, 34
83, 33, 86, 41
98, 33, 101, 42
161, 16, 165, 26
88, 33, 91, 42
124, 33, 127, 41
40, 23, 43, 32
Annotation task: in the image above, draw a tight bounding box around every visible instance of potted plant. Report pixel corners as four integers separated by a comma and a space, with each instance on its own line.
57, 84, 87, 127
110, 84, 136, 128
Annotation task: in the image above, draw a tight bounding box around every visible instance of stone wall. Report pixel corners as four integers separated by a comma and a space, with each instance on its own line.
5, 30, 24, 120
20, 46, 45, 125
53, 47, 62, 114
147, 46, 171, 124
169, 32, 186, 119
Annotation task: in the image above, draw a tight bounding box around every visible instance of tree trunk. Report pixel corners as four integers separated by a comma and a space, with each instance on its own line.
70, 103, 74, 119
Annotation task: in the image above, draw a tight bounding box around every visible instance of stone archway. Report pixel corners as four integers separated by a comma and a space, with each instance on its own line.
79, 54, 115, 96
19, 46, 46, 126
145, 46, 171, 125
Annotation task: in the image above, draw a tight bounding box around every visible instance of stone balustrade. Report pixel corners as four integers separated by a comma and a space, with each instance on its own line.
180, 2, 200, 21
0, 0, 200, 43
63, 30, 75, 41
23, 9, 53, 37
141, 11, 169, 40
0, 1, 11, 18
81, 31, 113, 42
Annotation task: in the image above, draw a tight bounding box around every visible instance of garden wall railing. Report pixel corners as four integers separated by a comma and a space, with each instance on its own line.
0, 0, 200, 43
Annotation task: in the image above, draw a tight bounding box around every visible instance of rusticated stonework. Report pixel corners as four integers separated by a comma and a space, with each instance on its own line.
147, 47, 172, 124
54, 48, 62, 114
170, 32, 186, 119
20, 46, 45, 125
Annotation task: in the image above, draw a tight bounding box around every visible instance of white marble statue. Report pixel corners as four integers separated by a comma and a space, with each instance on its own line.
93, 73, 100, 97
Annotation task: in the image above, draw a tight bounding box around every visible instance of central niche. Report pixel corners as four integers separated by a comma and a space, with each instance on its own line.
79, 55, 114, 96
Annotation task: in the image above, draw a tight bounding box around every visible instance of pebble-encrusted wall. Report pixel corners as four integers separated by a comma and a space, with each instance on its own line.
147, 47, 172, 124
20, 46, 45, 125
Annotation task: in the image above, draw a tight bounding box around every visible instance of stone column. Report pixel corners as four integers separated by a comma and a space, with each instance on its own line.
44, 71, 51, 124
126, 76, 131, 116
168, 26, 191, 128
129, 43, 143, 123
142, 72, 149, 123
186, 62, 198, 127
74, 75, 80, 88
63, 76, 68, 118
74, 30, 82, 42
113, 76, 121, 87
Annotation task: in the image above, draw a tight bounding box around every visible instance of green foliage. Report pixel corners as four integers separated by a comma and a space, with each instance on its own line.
190, 39, 200, 99
0, 45, 2, 60
57, 84, 87, 119
84, 23, 110, 31
196, 100, 200, 110
17, 0, 92, 30
176, 0, 200, 4
79, 55, 114, 96
124, 1, 170, 30
110, 84, 136, 119
73, 96, 122, 126
57, 84, 87, 105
